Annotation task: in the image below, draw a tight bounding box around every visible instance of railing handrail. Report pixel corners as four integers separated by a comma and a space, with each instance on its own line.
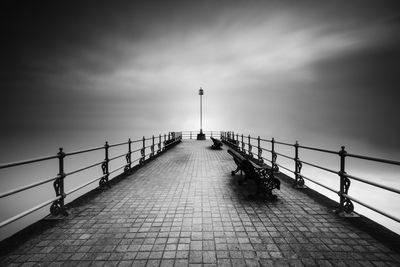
2, 130, 399, 235
0, 175, 59, 199
65, 161, 104, 177
0, 196, 62, 228
347, 152, 400, 166
298, 144, 339, 155
343, 193, 400, 223
222, 132, 399, 167
220, 131, 400, 227
274, 140, 294, 147
299, 159, 338, 175
108, 141, 130, 148
64, 145, 105, 157
0, 132, 183, 230
344, 173, 400, 195
180, 130, 222, 135
0, 154, 59, 169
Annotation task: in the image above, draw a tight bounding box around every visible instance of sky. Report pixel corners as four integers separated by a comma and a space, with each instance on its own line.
1, 0, 400, 239
1, 1, 400, 160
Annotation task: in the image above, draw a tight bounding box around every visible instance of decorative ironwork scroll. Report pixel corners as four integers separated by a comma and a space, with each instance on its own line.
150, 136, 155, 158
139, 148, 145, 164
295, 161, 304, 186
150, 145, 154, 158
99, 161, 110, 188
272, 152, 279, 172
248, 135, 253, 158
51, 148, 68, 216
258, 147, 263, 163
157, 135, 162, 154
124, 138, 132, 172
124, 152, 131, 172
342, 173, 354, 213
337, 146, 353, 213
50, 175, 66, 215
257, 137, 263, 164
99, 142, 110, 188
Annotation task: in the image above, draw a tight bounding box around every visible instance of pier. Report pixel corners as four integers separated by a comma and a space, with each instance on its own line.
1, 133, 400, 266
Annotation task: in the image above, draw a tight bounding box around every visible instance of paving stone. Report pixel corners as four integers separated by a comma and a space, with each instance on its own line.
189, 251, 202, 263
1, 141, 400, 266
202, 251, 217, 264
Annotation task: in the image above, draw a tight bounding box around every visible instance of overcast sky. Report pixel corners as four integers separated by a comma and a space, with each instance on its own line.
1, 0, 400, 159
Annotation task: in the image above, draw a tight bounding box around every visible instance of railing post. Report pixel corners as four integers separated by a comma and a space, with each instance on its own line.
140, 136, 145, 164
211, 131, 213, 137
271, 137, 275, 164
150, 135, 155, 158
124, 138, 132, 173
157, 134, 162, 154
248, 135, 253, 157
100, 141, 110, 188
236, 134, 239, 150
241, 134, 245, 153
337, 146, 354, 214
50, 148, 68, 216
190, 131, 192, 139
293, 141, 305, 188
163, 134, 167, 151
257, 136, 263, 164
267, 138, 278, 183
271, 138, 278, 172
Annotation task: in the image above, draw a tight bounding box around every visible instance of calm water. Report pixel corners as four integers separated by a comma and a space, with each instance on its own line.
1, 129, 399, 241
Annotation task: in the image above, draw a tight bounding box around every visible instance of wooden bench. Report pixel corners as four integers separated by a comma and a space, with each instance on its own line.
227, 148, 280, 200
210, 137, 223, 149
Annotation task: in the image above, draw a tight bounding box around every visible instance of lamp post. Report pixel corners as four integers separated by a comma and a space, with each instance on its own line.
197, 87, 205, 140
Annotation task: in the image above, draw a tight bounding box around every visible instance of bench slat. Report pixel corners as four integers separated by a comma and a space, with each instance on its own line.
211, 137, 223, 149
227, 148, 280, 200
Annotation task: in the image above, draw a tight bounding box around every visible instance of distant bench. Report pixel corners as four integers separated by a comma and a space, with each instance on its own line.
227, 148, 280, 200
210, 137, 223, 149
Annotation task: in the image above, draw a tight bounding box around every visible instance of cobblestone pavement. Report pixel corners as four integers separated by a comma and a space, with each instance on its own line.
1, 140, 400, 266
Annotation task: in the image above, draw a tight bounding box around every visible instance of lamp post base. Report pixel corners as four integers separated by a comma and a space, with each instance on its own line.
197, 133, 206, 140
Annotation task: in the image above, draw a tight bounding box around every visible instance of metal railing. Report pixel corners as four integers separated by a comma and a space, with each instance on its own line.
2, 129, 399, 231
220, 131, 400, 224
0, 132, 182, 228
181, 130, 222, 140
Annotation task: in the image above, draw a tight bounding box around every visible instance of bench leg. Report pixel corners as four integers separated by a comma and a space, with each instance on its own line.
212, 144, 222, 149
250, 182, 276, 200
231, 166, 241, 176
259, 177, 280, 200
264, 191, 278, 201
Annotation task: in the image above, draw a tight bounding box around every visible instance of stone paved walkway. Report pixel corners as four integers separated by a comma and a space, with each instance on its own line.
1, 140, 400, 266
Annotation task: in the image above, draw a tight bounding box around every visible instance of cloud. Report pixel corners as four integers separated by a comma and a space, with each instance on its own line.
304, 42, 400, 150
1, 0, 400, 157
